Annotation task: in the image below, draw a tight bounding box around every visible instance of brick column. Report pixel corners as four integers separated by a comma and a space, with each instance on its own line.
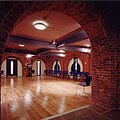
0, 54, 2, 78
91, 28, 119, 108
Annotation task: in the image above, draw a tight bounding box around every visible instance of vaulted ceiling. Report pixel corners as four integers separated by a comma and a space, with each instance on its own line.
5, 11, 91, 53
0, 1, 107, 57
5, 10, 91, 56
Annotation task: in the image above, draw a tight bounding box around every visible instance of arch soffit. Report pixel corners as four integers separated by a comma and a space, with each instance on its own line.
1, 1, 106, 47
2, 55, 24, 67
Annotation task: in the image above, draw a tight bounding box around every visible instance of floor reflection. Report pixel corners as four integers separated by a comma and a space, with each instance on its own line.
1, 76, 92, 120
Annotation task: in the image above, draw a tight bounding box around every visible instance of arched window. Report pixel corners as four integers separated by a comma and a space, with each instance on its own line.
71, 57, 80, 74
32, 59, 46, 76
54, 60, 60, 74
37, 60, 41, 76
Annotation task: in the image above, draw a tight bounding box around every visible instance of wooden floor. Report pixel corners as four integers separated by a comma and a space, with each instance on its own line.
1, 76, 92, 120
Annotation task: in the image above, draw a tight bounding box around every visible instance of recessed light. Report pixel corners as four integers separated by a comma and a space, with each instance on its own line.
19, 44, 24, 47
26, 54, 34, 58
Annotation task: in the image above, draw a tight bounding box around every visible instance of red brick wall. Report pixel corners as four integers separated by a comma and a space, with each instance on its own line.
1, 51, 91, 77
2, 53, 26, 76
45, 52, 91, 74
0, 1, 119, 109
0, 54, 2, 78
91, 25, 120, 108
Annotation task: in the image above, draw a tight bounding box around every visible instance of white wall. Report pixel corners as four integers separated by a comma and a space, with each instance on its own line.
41, 60, 46, 75
1, 60, 6, 77
68, 58, 83, 75
32, 60, 46, 76
52, 60, 61, 71
17, 60, 22, 77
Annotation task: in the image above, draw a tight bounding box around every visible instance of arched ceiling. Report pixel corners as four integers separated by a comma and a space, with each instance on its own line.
5, 10, 91, 55
11, 11, 81, 41
0, 1, 106, 56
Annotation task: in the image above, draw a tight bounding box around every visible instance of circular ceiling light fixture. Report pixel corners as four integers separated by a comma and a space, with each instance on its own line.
34, 23, 46, 30
33, 20, 48, 30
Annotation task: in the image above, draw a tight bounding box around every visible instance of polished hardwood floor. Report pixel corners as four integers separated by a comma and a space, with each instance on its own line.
1, 76, 92, 120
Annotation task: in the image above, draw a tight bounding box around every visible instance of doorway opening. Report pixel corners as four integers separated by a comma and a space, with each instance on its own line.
6, 58, 17, 76
1, 57, 22, 77
32, 59, 46, 76
37, 60, 41, 76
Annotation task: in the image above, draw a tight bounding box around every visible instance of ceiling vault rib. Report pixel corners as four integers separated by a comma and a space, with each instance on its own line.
9, 35, 50, 44
57, 30, 88, 47
4, 48, 34, 54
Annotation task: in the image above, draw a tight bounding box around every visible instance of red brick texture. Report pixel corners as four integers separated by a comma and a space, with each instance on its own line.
0, 1, 119, 108
91, 19, 120, 108
0, 1, 105, 54
1, 52, 91, 77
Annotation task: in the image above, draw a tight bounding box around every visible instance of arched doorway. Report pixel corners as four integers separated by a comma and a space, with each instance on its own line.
1, 57, 22, 77
68, 57, 83, 79
1, 2, 118, 108
32, 59, 46, 76
52, 60, 61, 76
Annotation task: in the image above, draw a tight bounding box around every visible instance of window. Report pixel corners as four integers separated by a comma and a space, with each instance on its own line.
11, 61, 14, 75
37, 60, 41, 76
71, 57, 80, 74
54, 60, 60, 74
6, 58, 17, 76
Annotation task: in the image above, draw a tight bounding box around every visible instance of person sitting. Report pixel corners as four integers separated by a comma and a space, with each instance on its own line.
79, 75, 92, 87
76, 74, 92, 93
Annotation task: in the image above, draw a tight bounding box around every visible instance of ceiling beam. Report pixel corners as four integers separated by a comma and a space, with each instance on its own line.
41, 53, 65, 57
60, 46, 90, 53
9, 35, 50, 47
4, 48, 34, 54
36, 48, 50, 54
57, 30, 88, 47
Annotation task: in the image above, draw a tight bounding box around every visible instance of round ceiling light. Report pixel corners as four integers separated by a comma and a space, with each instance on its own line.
34, 23, 46, 30
33, 20, 48, 30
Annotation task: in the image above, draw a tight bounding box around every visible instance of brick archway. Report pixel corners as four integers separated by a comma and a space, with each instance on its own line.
1, 55, 24, 77
0, 1, 106, 54
2, 54, 24, 67
0, 1, 119, 108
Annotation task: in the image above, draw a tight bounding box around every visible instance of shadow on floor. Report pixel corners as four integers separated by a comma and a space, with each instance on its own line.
44, 104, 120, 120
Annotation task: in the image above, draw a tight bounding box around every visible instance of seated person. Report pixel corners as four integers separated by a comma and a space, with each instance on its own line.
79, 74, 92, 87
79, 73, 86, 82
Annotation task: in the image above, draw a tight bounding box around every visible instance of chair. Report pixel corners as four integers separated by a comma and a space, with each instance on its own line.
63, 71, 68, 79
70, 71, 79, 80
54, 70, 59, 77
1, 70, 4, 75
76, 76, 92, 93
1, 70, 4, 77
